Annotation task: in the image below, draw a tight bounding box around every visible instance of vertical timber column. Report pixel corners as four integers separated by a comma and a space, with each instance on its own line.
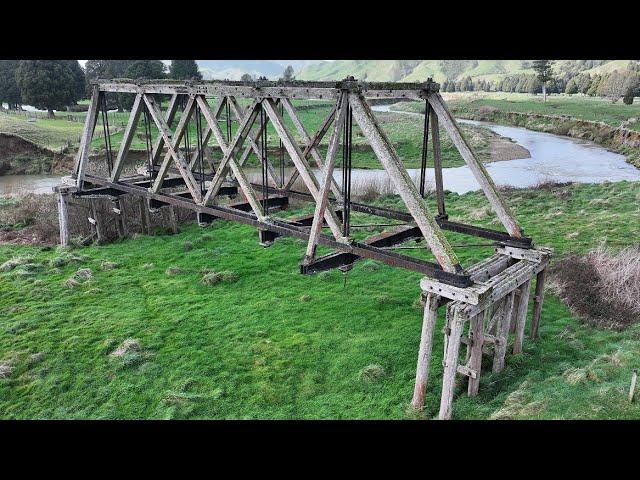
530, 269, 547, 340
493, 292, 516, 373
57, 191, 69, 247
89, 199, 104, 243
139, 197, 150, 235
467, 310, 485, 397
439, 305, 466, 420
513, 279, 532, 354
168, 206, 178, 234
411, 293, 440, 411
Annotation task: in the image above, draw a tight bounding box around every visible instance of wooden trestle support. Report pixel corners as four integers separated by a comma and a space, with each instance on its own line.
58, 77, 551, 419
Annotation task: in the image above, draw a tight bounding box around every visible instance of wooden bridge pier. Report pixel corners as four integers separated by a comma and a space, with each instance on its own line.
412, 246, 551, 419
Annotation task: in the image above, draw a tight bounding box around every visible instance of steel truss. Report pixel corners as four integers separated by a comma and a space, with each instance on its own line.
71, 77, 532, 287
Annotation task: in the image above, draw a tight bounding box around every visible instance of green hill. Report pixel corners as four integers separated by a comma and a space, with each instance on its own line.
297, 60, 634, 83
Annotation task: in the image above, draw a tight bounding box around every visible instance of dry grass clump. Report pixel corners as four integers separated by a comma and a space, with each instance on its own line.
0, 256, 31, 272
100, 260, 118, 270
63, 267, 93, 288
0, 194, 59, 244
165, 266, 182, 276
201, 270, 239, 286
550, 245, 640, 330
0, 360, 15, 379
359, 364, 386, 382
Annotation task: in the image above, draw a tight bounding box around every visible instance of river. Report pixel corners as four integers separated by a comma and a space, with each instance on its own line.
1, 106, 639, 197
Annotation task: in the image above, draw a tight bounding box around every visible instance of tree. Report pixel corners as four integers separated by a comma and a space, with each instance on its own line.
169, 60, 202, 80
281, 65, 295, 82
84, 60, 136, 111
67, 60, 86, 101
119, 60, 167, 110
15, 60, 85, 118
240, 73, 253, 82
0, 60, 21, 109
124, 60, 166, 80
532, 60, 553, 102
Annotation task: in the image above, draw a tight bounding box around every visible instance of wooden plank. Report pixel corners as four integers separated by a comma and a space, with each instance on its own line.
530, 268, 547, 340
411, 293, 440, 410
150, 93, 180, 168
227, 96, 280, 185
513, 279, 532, 354
427, 92, 523, 238
496, 245, 547, 263
348, 92, 460, 274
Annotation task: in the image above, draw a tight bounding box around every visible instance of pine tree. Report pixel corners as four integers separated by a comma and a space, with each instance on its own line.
0, 60, 21, 109
170, 60, 202, 80
532, 60, 553, 102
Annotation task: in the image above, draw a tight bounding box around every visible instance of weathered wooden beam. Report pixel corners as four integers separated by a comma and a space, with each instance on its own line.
227, 96, 280, 185
430, 108, 446, 217
110, 93, 144, 182
144, 94, 202, 203
348, 92, 460, 274
57, 192, 69, 246
439, 305, 467, 420
530, 268, 547, 340
467, 311, 485, 396
197, 96, 265, 220
262, 98, 345, 240
427, 92, 523, 238
411, 293, 440, 410
513, 279, 532, 354
74, 86, 101, 188
150, 93, 181, 168
281, 98, 342, 198
284, 104, 337, 192
493, 291, 515, 373
95, 79, 438, 100
304, 92, 348, 260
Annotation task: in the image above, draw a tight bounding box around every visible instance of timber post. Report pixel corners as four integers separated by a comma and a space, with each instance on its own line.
57, 190, 70, 247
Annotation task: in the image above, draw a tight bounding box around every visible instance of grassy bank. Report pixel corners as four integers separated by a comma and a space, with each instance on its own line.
1, 181, 639, 419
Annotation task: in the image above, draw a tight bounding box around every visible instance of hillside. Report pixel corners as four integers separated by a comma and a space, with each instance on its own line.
297, 60, 635, 83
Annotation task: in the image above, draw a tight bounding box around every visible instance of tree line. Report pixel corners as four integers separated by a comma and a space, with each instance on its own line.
0, 60, 298, 118
440, 60, 640, 104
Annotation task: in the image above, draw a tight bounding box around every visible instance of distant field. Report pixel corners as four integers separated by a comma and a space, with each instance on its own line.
395, 92, 640, 131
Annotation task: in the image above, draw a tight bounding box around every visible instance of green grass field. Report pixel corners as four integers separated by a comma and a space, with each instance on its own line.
1, 100, 497, 170
395, 92, 640, 131
1, 180, 639, 419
